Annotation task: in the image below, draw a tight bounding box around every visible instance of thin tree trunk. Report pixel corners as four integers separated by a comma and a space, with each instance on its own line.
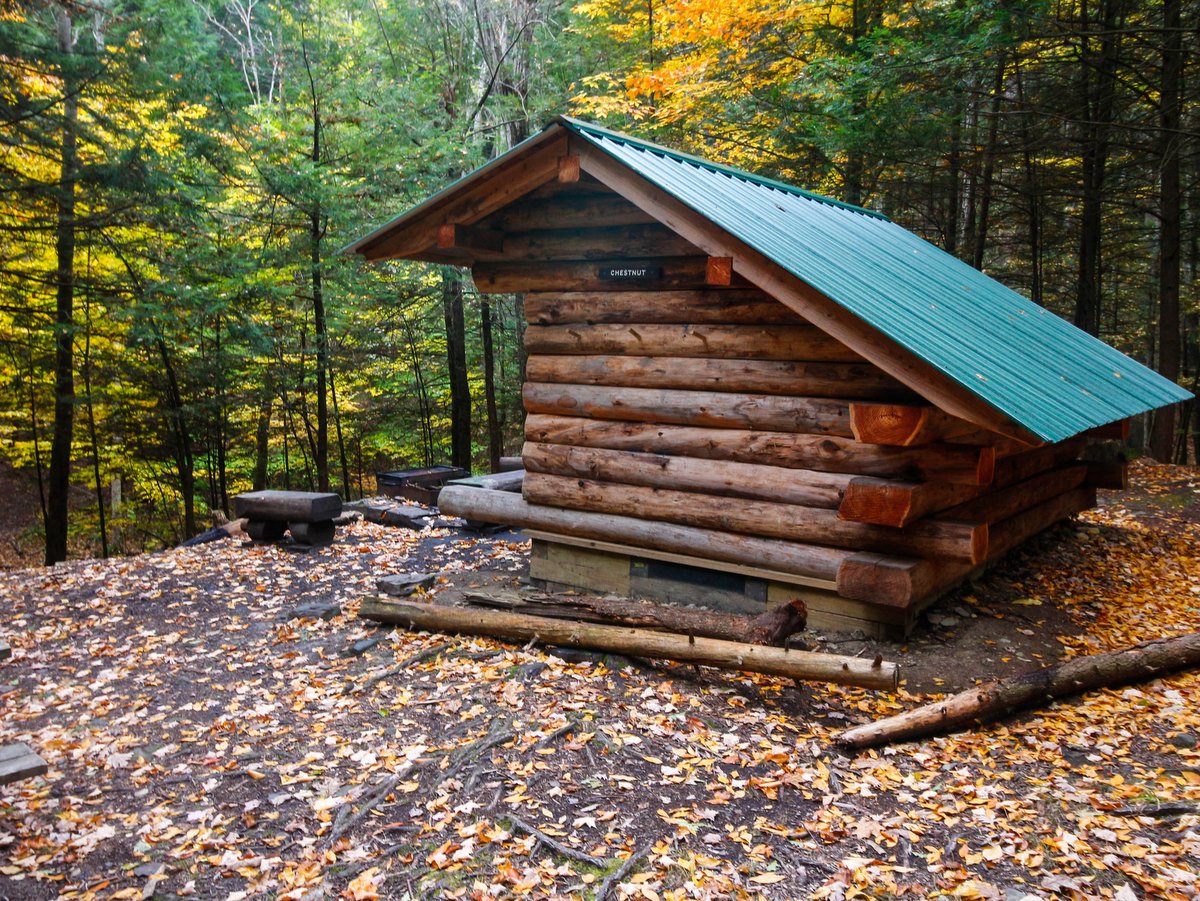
154, 335, 195, 537
1074, 0, 1124, 336
1150, 0, 1183, 462
329, 358, 352, 498
481, 298, 502, 471
973, 54, 1006, 271
1015, 58, 1044, 305
442, 268, 472, 469
253, 389, 272, 491
303, 33, 329, 491
45, 5, 78, 565
82, 278, 107, 558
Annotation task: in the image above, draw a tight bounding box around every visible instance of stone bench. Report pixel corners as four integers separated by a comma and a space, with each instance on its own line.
0, 742, 47, 786
234, 490, 343, 547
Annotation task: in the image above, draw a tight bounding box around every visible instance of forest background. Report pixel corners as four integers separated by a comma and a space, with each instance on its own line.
0, 0, 1196, 564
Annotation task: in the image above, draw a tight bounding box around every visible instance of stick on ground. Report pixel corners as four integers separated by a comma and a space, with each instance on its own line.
837, 631, 1200, 750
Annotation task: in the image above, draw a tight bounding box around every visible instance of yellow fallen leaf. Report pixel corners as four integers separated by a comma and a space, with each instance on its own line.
750, 873, 786, 884
1012, 598, 1042, 606
345, 867, 380, 900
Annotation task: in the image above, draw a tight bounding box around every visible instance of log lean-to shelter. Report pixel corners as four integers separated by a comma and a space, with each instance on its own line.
347, 117, 1191, 637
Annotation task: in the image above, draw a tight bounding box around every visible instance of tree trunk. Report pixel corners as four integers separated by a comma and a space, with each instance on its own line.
1073, 0, 1124, 336
481, 298, 502, 472
461, 589, 808, 647
359, 597, 898, 689
442, 268, 472, 469
155, 336, 196, 538
45, 5, 78, 565
837, 631, 1200, 750
253, 387, 272, 491
973, 55, 1006, 271
1150, 0, 1183, 462
312, 204, 329, 491
330, 359, 352, 498
83, 291, 107, 558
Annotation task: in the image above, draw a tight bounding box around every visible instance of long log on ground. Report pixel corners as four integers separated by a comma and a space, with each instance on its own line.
522, 442, 852, 509
461, 588, 808, 647
359, 598, 899, 689
522, 473, 987, 564
526, 355, 912, 400
849, 403, 981, 447
474, 257, 751, 293
524, 416, 996, 486
523, 383, 854, 436
836, 631, 1200, 750
437, 485, 850, 581
523, 323, 863, 361
523, 290, 804, 325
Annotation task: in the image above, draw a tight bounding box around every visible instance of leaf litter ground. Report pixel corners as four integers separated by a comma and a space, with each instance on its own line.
1, 462, 1197, 901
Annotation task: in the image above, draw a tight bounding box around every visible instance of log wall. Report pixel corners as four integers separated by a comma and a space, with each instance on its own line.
456, 180, 1110, 635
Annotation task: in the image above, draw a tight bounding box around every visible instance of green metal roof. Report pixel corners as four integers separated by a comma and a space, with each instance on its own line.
561, 117, 1191, 443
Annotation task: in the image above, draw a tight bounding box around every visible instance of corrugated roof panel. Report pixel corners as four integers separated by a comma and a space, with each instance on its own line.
569, 122, 1191, 443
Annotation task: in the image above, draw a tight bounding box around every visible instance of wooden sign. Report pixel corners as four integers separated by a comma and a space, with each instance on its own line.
599, 265, 662, 281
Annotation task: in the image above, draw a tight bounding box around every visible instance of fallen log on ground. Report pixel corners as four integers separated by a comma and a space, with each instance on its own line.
836, 631, 1200, 750
359, 597, 899, 689
462, 588, 808, 647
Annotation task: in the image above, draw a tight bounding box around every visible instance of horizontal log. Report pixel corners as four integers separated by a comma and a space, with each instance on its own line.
522, 473, 987, 564
521, 442, 851, 508
474, 257, 749, 293
993, 438, 1085, 485
487, 193, 658, 232
525, 355, 912, 400
523, 290, 804, 325
835, 553, 940, 608
836, 630, 1200, 750
522, 383, 853, 435
234, 490, 341, 522
523, 323, 863, 361
437, 485, 851, 581
838, 478, 981, 528
849, 402, 980, 447
503, 223, 699, 261
986, 485, 1096, 561
942, 464, 1089, 525
358, 597, 899, 689
524, 415, 996, 486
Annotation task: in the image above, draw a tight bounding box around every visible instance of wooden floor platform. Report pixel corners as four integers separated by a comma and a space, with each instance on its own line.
0, 742, 47, 786
526, 532, 937, 638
